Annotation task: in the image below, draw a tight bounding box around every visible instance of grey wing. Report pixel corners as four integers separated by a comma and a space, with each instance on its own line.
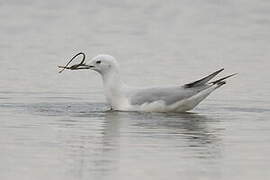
129, 86, 203, 106
129, 68, 235, 106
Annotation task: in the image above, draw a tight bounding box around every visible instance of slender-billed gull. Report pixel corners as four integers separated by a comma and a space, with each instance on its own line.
59, 54, 236, 112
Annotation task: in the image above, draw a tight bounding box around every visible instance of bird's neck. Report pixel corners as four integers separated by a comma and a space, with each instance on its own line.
101, 70, 126, 105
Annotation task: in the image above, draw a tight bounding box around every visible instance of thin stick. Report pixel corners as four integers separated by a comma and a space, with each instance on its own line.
58, 52, 86, 73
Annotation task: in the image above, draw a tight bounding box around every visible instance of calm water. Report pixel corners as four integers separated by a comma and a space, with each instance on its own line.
1, 0, 270, 179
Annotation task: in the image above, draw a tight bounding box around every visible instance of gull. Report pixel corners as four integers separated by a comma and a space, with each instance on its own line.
62, 54, 236, 112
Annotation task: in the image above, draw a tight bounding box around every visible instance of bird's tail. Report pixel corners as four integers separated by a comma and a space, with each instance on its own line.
210, 73, 237, 87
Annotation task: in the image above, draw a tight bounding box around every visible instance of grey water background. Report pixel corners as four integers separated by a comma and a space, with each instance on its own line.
0, 0, 270, 179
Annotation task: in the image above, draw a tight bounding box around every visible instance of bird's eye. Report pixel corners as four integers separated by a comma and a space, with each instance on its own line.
96, 60, 101, 64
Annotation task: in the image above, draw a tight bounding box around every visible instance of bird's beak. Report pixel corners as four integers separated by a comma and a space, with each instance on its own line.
58, 63, 94, 73
63, 63, 94, 70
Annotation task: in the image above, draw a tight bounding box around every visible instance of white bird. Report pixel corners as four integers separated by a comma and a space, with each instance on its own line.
64, 54, 236, 112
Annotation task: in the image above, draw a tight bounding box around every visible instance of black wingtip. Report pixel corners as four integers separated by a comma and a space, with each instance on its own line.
219, 68, 225, 72
184, 68, 225, 88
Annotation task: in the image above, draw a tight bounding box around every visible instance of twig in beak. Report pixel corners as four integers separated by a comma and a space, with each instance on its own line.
58, 52, 86, 73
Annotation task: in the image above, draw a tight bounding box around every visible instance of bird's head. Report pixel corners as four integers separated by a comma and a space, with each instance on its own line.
72, 54, 119, 75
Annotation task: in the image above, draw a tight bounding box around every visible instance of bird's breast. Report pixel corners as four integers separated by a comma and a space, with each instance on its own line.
104, 86, 130, 110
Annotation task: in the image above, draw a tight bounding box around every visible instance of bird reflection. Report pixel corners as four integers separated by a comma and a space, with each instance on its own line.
57, 107, 223, 179
121, 111, 222, 158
